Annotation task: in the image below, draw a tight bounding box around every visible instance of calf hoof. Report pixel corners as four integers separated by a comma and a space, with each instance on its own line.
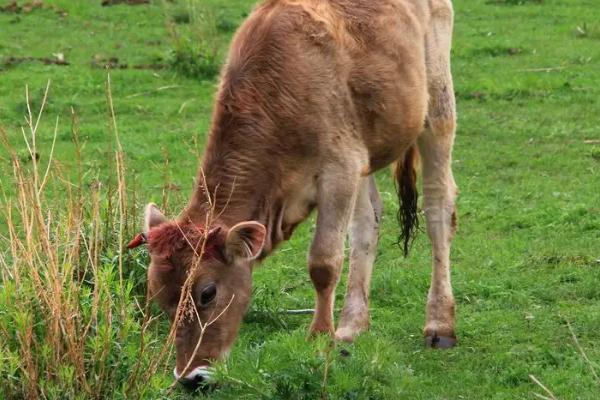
336, 306, 369, 343
339, 348, 351, 357
334, 327, 357, 343
425, 333, 457, 349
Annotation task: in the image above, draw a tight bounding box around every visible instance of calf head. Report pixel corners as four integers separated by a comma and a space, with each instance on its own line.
129, 204, 266, 388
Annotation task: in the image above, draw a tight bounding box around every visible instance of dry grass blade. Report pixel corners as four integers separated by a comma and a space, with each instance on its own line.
529, 374, 558, 400
565, 319, 600, 385
520, 66, 567, 73
37, 116, 59, 196
125, 84, 181, 99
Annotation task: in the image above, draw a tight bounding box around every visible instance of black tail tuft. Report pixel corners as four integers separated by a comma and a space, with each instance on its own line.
394, 144, 420, 257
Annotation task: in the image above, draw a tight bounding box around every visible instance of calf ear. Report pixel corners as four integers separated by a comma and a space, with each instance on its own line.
225, 221, 266, 262
144, 203, 167, 233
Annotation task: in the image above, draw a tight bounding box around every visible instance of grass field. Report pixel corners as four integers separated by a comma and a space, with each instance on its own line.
1, 0, 600, 399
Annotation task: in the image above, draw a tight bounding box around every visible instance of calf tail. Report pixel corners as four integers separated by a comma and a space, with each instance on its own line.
394, 144, 420, 257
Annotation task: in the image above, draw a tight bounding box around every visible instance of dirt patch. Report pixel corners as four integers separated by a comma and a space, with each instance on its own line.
0, 1, 42, 13
132, 63, 166, 70
101, 0, 150, 6
91, 55, 128, 70
0, 0, 67, 16
2, 54, 69, 68
90, 55, 166, 70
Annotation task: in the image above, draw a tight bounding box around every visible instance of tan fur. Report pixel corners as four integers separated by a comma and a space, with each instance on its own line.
143, 0, 459, 380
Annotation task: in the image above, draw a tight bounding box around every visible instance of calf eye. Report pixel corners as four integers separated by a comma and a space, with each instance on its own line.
199, 283, 217, 306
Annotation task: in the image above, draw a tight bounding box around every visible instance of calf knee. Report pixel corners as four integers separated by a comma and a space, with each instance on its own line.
309, 265, 336, 292
309, 253, 342, 292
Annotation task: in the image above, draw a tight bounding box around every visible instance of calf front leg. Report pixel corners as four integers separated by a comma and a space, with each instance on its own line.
308, 163, 361, 336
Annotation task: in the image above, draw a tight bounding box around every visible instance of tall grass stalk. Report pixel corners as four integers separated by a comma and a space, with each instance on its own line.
0, 79, 235, 399
0, 81, 175, 399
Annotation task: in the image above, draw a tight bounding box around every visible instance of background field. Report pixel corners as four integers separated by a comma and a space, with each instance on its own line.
1, 0, 600, 399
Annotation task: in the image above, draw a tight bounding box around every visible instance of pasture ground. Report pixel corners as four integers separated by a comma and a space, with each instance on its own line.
1, 0, 599, 398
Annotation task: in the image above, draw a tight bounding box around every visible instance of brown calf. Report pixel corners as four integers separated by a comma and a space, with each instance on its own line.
130, 0, 458, 388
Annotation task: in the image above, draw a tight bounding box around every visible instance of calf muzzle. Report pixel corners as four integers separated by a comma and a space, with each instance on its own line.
174, 366, 213, 391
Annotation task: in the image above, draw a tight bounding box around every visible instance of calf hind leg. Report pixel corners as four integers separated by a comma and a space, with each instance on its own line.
420, 0, 458, 348
335, 175, 382, 342
419, 120, 458, 348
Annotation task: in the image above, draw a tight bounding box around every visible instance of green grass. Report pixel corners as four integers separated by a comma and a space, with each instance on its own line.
1, 0, 600, 398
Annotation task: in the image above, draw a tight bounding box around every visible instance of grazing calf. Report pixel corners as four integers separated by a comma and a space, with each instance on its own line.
129, 0, 458, 388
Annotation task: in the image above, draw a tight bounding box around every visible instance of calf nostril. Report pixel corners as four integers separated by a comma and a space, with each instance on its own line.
180, 374, 204, 391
